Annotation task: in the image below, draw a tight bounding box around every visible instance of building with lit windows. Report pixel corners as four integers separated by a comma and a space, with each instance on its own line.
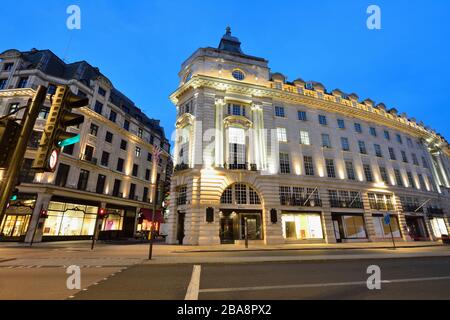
0, 48, 171, 242
167, 28, 450, 245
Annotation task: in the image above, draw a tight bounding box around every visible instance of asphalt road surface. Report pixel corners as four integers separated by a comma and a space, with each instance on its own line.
71, 257, 450, 300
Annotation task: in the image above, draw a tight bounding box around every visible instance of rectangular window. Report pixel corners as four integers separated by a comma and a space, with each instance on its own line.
337, 119, 345, 129
143, 187, 149, 203
358, 141, 367, 154
384, 130, 390, 140
407, 138, 413, 148
279, 153, 291, 174
228, 127, 246, 167
396, 134, 403, 144
300, 130, 310, 145
389, 147, 396, 160
132, 164, 139, 177
326, 159, 336, 178
147, 152, 153, 162
129, 183, 136, 200
94, 101, 103, 114
55, 163, 70, 187
422, 157, 428, 168
0, 78, 8, 90
277, 128, 287, 142
322, 134, 331, 148
77, 169, 90, 191
100, 151, 110, 167
298, 111, 307, 121
135, 146, 142, 157
373, 215, 401, 239
235, 184, 247, 204
418, 174, 426, 190
304, 156, 315, 176
138, 128, 143, 139
116, 158, 124, 172
47, 84, 57, 95
96, 174, 106, 194
318, 115, 327, 125
369, 127, 377, 137
411, 153, 419, 166
112, 179, 122, 197
62, 144, 74, 155
341, 215, 367, 239
394, 169, 404, 187
341, 137, 350, 151
17, 77, 28, 88
98, 87, 106, 96
123, 119, 130, 131
374, 144, 383, 157
363, 164, 373, 182
407, 172, 416, 188
120, 139, 127, 150
90, 123, 99, 136
83, 145, 94, 162
401, 151, 408, 163
379, 167, 389, 184
145, 169, 151, 181
3, 63, 13, 71
105, 131, 113, 143
109, 110, 117, 123
345, 161, 355, 180
275, 106, 285, 117
176, 186, 188, 205
354, 123, 362, 133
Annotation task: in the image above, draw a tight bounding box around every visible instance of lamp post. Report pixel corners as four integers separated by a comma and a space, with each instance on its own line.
148, 145, 163, 260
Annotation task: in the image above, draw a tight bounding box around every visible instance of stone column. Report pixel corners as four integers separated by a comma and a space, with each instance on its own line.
24, 193, 52, 243
321, 188, 337, 243
215, 98, 225, 168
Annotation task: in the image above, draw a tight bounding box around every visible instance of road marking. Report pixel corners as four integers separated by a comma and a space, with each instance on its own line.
185, 265, 201, 300
199, 276, 450, 294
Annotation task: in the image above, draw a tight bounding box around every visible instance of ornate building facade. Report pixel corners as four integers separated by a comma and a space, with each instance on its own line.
0, 48, 171, 242
167, 28, 450, 245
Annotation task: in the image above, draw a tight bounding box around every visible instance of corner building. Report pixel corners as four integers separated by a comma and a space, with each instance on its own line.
167, 28, 450, 245
0, 49, 171, 242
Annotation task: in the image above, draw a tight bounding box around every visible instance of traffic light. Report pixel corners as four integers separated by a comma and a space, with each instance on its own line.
32, 86, 87, 172
98, 208, 108, 219
10, 188, 19, 201
0, 119, 22, 168
40, 209, 49, 219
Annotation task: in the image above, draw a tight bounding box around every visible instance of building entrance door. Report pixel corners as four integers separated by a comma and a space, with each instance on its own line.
405, 216, 428, 241
220, 214, 235, 244
176, 211, 185, 245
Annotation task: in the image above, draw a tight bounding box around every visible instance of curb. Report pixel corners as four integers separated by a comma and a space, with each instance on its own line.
144, 252, 450, 265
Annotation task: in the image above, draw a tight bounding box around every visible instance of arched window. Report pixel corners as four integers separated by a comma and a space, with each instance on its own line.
220, 184, 261, 205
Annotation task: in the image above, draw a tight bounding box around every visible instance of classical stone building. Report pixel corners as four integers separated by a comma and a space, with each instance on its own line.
167, 28, 450, 246
0, 48, 171, 242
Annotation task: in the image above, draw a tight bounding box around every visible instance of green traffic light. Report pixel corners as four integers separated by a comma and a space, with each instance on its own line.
58, 134, 80, 148
10, 195, 17, 201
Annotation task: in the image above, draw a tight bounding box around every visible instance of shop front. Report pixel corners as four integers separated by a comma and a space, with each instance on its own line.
98, 205, 136, 240
219, 209, 263, 244
332, 213, 368, 242
405, 215, 429, 241
136, 208, 165, 239
429, 216, 449, 239
281, 211, 324, 241
0, 194, 36, 241
372, 214, 402, 240
42, 199, 99, 241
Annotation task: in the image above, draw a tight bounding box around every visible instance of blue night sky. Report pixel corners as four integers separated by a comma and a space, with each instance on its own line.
2, 0, 449, 141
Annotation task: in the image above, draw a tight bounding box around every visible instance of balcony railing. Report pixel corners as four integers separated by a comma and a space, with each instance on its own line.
330, 199, 364, 209
402, 204, 424, 213
225, 163, 258, 171
280, 196, 322, 207
427, 207, 444, 215
174, 163, 189, 173
80, 154, 97, 165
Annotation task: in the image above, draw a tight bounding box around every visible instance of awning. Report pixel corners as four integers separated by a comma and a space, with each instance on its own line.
140, 208, 165, 223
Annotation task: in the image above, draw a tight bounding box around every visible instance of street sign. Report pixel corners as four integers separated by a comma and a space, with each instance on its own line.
383, 213, 391, 225
57, 134, 80, 148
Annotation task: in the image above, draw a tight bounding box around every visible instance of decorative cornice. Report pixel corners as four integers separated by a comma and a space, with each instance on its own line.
169, 75, 450, 157
175, 113, 195, 129
223, 115, 253, 129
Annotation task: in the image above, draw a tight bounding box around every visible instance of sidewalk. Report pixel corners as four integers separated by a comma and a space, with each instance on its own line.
171, 241, 445, 253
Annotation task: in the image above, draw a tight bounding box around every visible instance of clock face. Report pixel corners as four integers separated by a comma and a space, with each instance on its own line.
49, 149, 59, 171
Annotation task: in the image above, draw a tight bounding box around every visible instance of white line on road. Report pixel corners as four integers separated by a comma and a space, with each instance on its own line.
199, 276, 450, 294
185, 265, 201, 300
